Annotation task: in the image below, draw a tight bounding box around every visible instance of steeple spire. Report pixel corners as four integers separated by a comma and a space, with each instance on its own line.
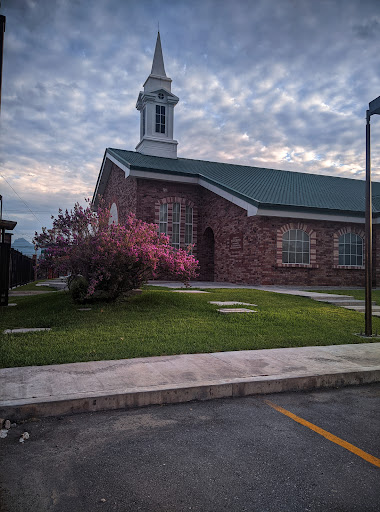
151, 31, 166, 78
136, 31, 179, 158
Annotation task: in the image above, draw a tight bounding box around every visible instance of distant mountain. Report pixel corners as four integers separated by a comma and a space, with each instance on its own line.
12, 238, 37, 257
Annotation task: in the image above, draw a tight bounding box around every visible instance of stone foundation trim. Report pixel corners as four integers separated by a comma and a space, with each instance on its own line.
276, 263, 319, 269
333, 265, 365, 270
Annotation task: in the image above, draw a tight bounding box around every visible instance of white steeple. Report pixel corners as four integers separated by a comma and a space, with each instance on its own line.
150, 31, 166, 77
136, 32, 179, 159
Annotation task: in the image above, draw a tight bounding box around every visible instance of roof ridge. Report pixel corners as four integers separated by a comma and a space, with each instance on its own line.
99, 148, 380, 215
107, 148, 369, 184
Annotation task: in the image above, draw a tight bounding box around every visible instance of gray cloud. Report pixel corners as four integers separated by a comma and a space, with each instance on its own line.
1, 0, 380, 242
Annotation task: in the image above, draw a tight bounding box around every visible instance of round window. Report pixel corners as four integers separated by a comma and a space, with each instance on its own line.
158, 93, 164, 99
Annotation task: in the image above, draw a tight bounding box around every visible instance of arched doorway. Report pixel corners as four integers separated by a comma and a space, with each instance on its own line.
199, 227, 215, 281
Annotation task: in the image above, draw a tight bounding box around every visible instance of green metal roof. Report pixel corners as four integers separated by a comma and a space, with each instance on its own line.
106, 148, 380, 217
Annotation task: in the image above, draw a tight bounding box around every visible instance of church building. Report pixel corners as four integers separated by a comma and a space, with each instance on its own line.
92, 33, 380, 287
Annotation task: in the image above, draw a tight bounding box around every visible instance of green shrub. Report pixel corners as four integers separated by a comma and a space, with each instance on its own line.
68, 275, 89, 303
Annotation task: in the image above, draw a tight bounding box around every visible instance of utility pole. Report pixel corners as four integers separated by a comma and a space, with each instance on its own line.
0, 6, 5, 113
365, 96, 380, 336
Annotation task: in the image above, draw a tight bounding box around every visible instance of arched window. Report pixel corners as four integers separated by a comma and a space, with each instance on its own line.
109, 203, 118, 225
282, 229, 310, 264
156, 199, 197, 252
339, 232, 363, 266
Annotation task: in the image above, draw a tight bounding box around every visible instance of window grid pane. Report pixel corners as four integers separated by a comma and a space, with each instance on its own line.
172, 203, 180, 249
338, 233, 363, 266
159, 204, 168, 235
185, 206, 193, 246
155, 105, 166, 133
282, 229, 310, 264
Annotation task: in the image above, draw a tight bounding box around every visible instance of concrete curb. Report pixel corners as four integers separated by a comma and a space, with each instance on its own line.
2, 368, 380, 421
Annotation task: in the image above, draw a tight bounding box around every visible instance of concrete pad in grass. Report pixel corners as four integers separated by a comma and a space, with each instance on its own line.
209, 301, 257, 306
4, 328, 52, 334
172, 290, 210, 294
218, 308, 257, 314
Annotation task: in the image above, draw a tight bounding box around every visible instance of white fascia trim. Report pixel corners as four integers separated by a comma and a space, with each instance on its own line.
130, 169, 198, 184
257, 208, 366, 224
136, 136, 179, 147
106, 153, 131, 177
93, 154, 107, 202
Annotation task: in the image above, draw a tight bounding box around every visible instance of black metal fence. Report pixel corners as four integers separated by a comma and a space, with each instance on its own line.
10, 248, 35, 288
0, 242, 11, 305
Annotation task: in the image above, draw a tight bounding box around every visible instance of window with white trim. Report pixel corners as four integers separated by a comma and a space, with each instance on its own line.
172, 203, 181, 249
159, 203, 168, 235
282, 229, 310, 264
156, 199, 196, 252
339, 232, 363, 266
185, 206, 193, 246
155, 105, 165, 134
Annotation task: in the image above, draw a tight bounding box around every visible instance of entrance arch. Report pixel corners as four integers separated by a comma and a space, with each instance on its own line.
199, 227, 215, 281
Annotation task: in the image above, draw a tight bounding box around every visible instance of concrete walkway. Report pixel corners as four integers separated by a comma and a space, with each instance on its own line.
148, 280, 356, 301
1, 343, 380, 420
148, 280, 359, 295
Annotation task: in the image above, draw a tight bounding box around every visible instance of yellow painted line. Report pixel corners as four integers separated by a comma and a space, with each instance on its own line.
265, 400, 380, 468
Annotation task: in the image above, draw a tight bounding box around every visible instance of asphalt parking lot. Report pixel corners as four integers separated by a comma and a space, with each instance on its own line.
1, 384, 379, 512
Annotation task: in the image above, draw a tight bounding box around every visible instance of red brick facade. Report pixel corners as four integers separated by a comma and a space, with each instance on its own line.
102, 163, 379, 287
102, 163, 137, 224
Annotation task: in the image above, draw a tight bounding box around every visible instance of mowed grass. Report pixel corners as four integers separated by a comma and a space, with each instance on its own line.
1, 287, 379, 368
11, 280, 56, 292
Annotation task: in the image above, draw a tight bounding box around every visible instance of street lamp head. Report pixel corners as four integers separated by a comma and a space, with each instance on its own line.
369, 95, 380, 116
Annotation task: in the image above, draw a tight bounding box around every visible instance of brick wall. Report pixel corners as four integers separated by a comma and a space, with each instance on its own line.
102, 164, 137, 224
136, 179, 200, 220
198, 187, 376, 286
102, 163, 379, 287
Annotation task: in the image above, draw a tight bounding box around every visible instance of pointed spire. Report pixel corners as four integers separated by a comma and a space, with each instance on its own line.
151, 31, 166, 77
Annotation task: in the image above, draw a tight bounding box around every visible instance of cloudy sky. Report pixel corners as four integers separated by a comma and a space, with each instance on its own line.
1, 0, 380, 243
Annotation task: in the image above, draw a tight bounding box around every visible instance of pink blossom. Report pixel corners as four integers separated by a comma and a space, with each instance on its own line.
34, 199, 199, 300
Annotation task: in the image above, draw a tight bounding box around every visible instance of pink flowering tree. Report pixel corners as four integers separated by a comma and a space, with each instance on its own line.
34, 200, 199, 302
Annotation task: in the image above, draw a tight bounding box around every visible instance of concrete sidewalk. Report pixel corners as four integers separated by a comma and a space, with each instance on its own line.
1, 343, 380, 420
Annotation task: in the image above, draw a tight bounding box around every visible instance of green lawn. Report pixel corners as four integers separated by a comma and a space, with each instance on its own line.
1, 287, 379, 369
10, 280, 57, 292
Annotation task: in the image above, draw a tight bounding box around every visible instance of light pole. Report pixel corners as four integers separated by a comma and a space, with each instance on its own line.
365, 95, 380, 336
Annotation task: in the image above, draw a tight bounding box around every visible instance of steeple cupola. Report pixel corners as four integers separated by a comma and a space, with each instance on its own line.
136, 32, 179, 159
